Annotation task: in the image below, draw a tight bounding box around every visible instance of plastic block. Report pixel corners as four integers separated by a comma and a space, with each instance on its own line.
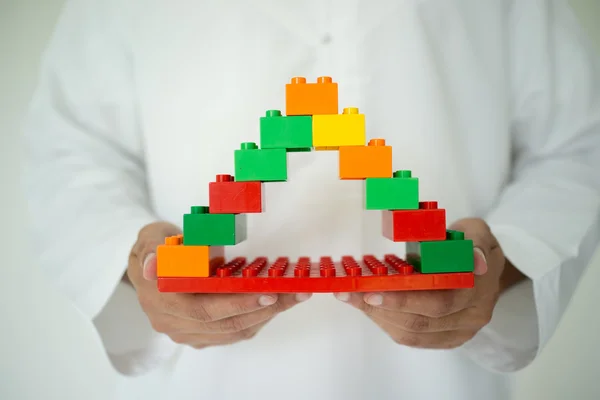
382, 201, 446, 242
209, 174, 264, 214
157, 235, 225, 278
285, 76, 338, 116
339, 138, 392, 179
312, 107, 366, 150
183, 206, 247, 246
157, 254, 474, 293
234, 142, 287, 182
260, 110, 312, 151
406, 230, 475, 274
365, 170, 419, 210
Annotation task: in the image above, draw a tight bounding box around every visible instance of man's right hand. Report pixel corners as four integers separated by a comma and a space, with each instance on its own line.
127, 222, 311, 349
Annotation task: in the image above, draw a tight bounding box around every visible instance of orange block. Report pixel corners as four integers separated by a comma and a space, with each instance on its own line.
157, 235, 225, 277
286, 76, 338, 116
339, 139, 393, 179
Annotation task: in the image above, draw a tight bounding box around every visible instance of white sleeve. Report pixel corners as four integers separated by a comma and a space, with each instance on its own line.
23, 0, 157, 326
462, 0, 600, 372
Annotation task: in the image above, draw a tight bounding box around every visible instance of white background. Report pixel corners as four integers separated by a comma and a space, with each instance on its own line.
1, 0, 599, 399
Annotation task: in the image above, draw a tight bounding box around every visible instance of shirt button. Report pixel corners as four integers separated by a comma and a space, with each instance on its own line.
321, 34, 332, 44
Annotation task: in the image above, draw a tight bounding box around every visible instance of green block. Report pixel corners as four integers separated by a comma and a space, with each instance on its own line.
365, 170, 418, 210
183, 206, 247, 246
260, 110, 312, 151
234, 142, 287, 182
406, 230, 474, 273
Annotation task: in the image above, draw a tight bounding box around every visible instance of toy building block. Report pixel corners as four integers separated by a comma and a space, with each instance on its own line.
157, 77, 478, 295
382, 201, 446, 242
312, 107, 366, 150
339, 138, 392, 179
157, 235, 225, 278
406, 230, 475, 274
260, 110, 312, 151
285, 76, 338, 116
209, 174, 264, 214
183, 206, 247, 246
365, 170, 419, 210
157, 254, 474, 293
234, 142, 287, 182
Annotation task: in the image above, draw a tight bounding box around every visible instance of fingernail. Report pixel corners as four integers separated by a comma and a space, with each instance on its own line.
474, 247, 487, 264
295, 293, 312, 302
365, 293, 383, 306
142, 253, 157, 280
335, 292, 350, 302
473, 247, 488, 275
142, 253, 155, 269
258, 295, 277, 306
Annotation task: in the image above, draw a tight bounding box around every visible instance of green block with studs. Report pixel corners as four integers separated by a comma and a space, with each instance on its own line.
406, 230, 474, 274
260, 110, 313, 151
183, 206, 247, 246
365, 170, 419, 210
234, 142, 287, 182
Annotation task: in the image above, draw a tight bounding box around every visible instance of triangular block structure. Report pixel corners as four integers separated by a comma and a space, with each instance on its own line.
157, 77, 475, 293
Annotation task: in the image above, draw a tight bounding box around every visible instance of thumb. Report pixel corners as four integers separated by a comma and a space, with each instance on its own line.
136, 222, 181, 281
142, 252, 158, 281
449, 218, 490, 276
472, 247, 488, 276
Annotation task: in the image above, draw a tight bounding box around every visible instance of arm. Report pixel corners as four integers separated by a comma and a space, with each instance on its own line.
22, 1, 311, 375
336, 0, 599, 372
470, 0, 600, 371
22, 0, 157, 321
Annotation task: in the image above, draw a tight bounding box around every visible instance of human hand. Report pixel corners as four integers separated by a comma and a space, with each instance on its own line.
127, 222, 311, 349
335, 218, 505, 349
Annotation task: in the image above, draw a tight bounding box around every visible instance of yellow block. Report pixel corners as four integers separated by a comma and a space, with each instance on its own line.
157, 235, 225, 277
313, 107, 366, 150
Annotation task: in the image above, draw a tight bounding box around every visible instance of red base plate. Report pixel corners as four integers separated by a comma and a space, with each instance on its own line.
157, 255, 475, 293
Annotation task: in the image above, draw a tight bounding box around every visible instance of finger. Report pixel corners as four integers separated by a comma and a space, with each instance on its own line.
153, 305, 277, 335
170, 320, 271, 347
162, 292, 309, 322
337, 289, 474, 318
473, 247, 488, 275
353, 305, 485, 333
130, 222, 182, 282
142, 253, 158, 280
449, 218, 498, 276
150, 294, 305, 334
369, 316, 477, 349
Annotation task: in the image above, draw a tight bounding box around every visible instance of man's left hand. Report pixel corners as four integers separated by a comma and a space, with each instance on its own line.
335, 218, 505, 349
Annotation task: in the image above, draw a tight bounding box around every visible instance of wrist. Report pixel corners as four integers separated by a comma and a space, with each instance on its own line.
499, 258, 528, 293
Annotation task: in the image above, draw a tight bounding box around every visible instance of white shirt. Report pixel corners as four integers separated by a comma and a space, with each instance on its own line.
22, 0, 600, 399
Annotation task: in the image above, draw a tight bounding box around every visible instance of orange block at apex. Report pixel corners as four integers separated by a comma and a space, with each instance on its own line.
285, 76, 338, 116
339, 139, 393, 179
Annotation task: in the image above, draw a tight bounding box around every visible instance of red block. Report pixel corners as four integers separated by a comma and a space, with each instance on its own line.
382, 201, 446, 242
209, 174, 264, 214
157, 255, 474, 293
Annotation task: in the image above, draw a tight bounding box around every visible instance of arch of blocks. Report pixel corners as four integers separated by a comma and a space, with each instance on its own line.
157, 77, 475, 293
